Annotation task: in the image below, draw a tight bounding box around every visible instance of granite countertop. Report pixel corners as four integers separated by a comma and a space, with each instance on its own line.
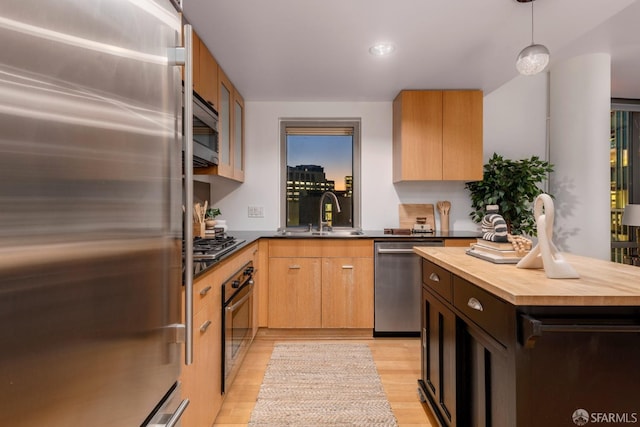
264, 229, 481, 240
191, 230, 481, 279
414, 246, 640, 306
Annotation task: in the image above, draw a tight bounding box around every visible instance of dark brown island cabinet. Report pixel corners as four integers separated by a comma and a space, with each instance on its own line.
415, 247, 640, 427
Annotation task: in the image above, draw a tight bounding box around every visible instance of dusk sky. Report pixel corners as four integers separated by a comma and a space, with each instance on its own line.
287, 135, 352, 191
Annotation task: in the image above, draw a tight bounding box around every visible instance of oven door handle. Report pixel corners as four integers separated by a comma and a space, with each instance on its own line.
225, 281, 253, 312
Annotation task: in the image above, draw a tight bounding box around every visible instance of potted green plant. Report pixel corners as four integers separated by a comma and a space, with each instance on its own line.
465, 153, 554, 236
205, 208, 221, 228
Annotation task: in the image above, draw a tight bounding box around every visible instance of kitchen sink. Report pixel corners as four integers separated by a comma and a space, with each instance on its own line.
275, 229, 365, 237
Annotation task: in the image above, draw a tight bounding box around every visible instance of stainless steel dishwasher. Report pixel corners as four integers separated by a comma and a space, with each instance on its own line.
374, 239, 444, 336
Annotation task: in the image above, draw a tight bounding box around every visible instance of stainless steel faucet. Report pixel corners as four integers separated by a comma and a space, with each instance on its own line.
318, 191, 341, 233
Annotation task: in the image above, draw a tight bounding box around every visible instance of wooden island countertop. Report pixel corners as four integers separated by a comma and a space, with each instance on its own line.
414, 246, 640, 306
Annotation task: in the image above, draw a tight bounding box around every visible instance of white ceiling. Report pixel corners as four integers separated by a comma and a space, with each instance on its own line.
183, 0, 640, 101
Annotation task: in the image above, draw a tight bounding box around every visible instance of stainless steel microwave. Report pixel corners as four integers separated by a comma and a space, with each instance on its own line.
184, 89, 219, 167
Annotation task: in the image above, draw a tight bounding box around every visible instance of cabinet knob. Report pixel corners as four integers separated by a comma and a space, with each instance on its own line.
467, 297, 484, 312
429, 272, 440, 282
199, 285, 212, 296
342, 265, 354, 269
289, 265, 301, 269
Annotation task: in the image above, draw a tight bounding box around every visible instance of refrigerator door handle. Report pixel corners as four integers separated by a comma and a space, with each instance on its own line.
164, 323, 186, 343
181, 24, 194, 366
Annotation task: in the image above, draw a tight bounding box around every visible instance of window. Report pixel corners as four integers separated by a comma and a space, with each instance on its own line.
280, 119, 361, 230
610, 99, 640, 263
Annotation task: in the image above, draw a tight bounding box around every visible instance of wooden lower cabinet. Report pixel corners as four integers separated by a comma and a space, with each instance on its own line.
181, 242, 258, 427
443, 238, 475, 248
181, 276, 222, 427
268, 257, 322, 328
268, 239, 374, 329
181, 302, 221, 427
321, 257, 373, 328
420, 259, 514, 427
420, 257, 640, 427
421, 287, 457, 426
459, 324, 511, 427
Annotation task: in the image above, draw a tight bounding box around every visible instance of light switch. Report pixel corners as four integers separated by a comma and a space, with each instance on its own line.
248, 206, 264, 218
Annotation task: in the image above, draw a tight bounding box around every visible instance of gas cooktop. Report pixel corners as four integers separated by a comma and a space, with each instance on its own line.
192, 235, 245, 261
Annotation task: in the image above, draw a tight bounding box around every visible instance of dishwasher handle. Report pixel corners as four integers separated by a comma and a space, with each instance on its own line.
377, 248, 417, 254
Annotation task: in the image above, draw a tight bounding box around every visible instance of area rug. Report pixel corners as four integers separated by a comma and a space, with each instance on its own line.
248, 342, 398, 426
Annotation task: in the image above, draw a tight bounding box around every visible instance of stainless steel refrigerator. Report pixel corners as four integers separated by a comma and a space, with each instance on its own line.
0, 0, 192, 425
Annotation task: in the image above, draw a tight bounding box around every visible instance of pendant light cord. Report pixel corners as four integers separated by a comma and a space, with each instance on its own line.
530, 1, 535, 44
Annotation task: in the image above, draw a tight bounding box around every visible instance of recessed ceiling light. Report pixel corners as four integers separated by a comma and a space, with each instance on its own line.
369, 43, 395, 57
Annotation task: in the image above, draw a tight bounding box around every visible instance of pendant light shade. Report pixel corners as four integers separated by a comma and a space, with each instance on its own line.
516, 0, 549, 75
516, 43, 550, 75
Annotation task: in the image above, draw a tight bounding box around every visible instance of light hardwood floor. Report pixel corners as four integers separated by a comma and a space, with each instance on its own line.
213, 331, 438, 427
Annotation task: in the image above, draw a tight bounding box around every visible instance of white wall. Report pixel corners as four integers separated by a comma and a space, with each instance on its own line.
208, 76, 549, 233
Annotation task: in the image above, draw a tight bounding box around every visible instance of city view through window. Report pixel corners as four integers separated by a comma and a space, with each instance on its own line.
286, 133, 353, 229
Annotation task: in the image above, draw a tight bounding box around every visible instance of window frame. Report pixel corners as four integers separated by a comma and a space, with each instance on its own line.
279, 118, 362, 231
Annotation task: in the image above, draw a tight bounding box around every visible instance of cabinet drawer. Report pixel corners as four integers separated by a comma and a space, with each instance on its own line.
453, 276, 509, 345
422, 260, 452, 302
193, 274, 217, 315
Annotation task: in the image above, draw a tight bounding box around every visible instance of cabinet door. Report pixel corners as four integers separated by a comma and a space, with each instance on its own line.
321, 257, 373, 328
393, 90, 443, 181
198, 42, 218, 110
188, 30, 200, 92
232, 89, 244, 182
181, 302, 222, 427
421, 287, 457, 426
268, 257, 321, 328
442, 90, 483, 181
217, 68, 233, 178
459, 324, 512, 427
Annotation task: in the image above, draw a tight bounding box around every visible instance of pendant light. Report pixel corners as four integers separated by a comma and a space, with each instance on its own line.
516, 0, 550, 75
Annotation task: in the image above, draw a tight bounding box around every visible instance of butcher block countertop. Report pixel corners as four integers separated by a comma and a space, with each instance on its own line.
414, 246, 640, 306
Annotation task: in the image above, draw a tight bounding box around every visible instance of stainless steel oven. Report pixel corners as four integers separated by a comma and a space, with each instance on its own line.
221, 261, 254, 394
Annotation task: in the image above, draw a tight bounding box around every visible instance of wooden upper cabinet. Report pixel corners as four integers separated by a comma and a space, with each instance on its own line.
217, 68, 233, 179
215, 67, 244, 182
232, 89, 245, 182
393, 90, 443, 181
198, 40, 218, 111
187, 28, 245, 181
185, 29, 217, 110
393, 90, 483, 182
442, 90, 483, 180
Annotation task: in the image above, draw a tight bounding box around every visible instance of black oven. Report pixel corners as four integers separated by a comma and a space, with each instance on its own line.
221, 261, 254, 394
184, 88, 218, 167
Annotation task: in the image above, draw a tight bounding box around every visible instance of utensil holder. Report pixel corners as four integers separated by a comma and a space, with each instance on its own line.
193, 222, 205, 238
440, 215, 449, 232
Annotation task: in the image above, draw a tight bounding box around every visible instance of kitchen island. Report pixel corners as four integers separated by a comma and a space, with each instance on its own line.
414, 246, 640, 427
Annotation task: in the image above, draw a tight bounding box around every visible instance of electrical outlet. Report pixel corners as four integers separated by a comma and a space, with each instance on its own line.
248, 206, 264, 218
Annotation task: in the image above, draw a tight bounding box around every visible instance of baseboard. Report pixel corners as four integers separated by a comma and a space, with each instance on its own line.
255, 327, 373, 340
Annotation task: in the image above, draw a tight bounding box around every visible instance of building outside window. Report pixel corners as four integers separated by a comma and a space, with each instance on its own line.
279, 119, 361, 231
